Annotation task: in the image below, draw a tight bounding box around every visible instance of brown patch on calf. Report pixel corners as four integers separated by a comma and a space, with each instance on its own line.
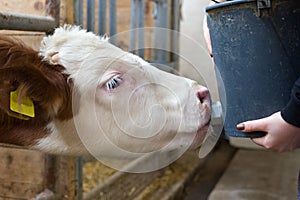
0, 36, 73, 146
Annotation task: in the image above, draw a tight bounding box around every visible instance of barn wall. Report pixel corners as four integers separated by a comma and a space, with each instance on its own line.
0, 0, 47, 197
0, 147, 45, 199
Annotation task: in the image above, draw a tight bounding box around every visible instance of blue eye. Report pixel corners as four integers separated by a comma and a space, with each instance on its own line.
106, 75, 122, 90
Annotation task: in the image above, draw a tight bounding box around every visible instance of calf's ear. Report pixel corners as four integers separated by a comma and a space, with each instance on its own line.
0, 65, 72, 120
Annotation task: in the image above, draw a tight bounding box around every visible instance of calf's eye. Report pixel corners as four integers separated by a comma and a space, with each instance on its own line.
106, 75, 122, 91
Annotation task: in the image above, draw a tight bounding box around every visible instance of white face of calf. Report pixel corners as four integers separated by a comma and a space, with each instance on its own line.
38, 26, 211, 160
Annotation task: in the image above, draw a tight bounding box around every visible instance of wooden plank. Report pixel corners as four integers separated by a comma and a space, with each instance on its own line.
136, 140, 236, 200
0, 0, 47, 16
133, 150, 206, 200
209, 149, 300, 200
0, 147, 45, 199
44, 155, 76, 200
0, 0, 67, 49
56, 156, 77, 199
83, 160, 164, 200
0, 32, 44, 51
65, 0, 75, 24
116, 0, 154, 59
82, 140, 235, 200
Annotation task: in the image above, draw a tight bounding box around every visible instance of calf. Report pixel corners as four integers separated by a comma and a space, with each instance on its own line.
0, 26, 211, 158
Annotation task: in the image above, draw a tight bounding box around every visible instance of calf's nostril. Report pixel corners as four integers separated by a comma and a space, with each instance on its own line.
197, 87, 209, 103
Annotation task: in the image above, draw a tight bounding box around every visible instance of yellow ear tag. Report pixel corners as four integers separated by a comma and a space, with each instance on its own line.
7, 111, 31, 120
10, 89, 35, 118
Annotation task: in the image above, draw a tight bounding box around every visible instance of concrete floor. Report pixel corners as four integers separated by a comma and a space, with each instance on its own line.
208, 149, 300, 200
209, 150, 300, 200
81, 139, 299, 200
184, 148, 300, 200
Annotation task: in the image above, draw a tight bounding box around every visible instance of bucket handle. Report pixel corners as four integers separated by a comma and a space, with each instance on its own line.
210, 0, 271, 17
257, 0, 271, 16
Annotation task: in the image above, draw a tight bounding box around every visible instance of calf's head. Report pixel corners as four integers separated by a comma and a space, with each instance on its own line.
0, 26, 211, 159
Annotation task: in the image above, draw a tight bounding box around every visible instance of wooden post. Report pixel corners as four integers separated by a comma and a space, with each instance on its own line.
66, 0, 75, 24
68, 157, 76, 200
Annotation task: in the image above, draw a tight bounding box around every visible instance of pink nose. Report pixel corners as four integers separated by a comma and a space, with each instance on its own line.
196, 86, 210, 104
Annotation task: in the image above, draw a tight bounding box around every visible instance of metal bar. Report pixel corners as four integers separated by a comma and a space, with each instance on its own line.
75, 157, 83, 200
0, 12, 56, 32
257, 0, 271, 17
72, 2, 84, 199
87, 0, 95, 32
74, 0, 83, 26
109, 0, 117, 45
170, 0, 180, 70
98, 0, 107, 35
153, 0, 169, 62
137, 0, 145, 58
129, 0, 137, 53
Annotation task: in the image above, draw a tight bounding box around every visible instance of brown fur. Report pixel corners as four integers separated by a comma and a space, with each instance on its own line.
0, 36, 73, 146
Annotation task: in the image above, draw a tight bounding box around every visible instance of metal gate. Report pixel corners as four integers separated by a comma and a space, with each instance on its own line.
0, 0, 59, 32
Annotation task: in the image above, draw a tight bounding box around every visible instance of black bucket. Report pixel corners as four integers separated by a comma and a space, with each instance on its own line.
206, 0, 300, 138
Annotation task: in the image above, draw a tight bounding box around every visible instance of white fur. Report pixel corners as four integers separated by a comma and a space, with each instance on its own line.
36, 25, 211, 157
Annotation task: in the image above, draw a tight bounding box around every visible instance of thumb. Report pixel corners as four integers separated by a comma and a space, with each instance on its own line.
236, 118, 268, 133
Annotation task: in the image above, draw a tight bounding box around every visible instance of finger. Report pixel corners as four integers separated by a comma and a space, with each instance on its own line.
236, 118, 268, 133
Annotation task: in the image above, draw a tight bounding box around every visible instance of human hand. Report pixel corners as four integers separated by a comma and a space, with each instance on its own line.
203, 0, 228, 57
203, 15, 213, 57
236, 112, 300, 152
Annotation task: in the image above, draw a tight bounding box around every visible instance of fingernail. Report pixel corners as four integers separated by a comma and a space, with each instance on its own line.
236, 123, 245, 130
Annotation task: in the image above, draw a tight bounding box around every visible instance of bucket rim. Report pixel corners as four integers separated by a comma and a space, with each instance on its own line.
206, 0, 256, 12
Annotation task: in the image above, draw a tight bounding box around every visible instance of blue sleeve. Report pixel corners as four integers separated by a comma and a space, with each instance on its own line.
281, 77, 300, 127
